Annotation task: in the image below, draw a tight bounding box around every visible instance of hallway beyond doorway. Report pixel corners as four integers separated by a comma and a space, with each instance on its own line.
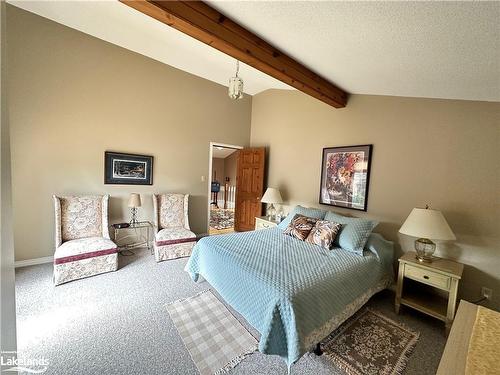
208, 143, 241, 235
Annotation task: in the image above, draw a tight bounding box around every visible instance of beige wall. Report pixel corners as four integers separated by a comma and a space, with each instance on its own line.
223, 151, 237, 186
251, 90, 500, 309
7, 6, 252, 261
212, 158, 225, 183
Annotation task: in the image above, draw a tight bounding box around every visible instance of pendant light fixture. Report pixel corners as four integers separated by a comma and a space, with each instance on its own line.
228, 60, 244, 100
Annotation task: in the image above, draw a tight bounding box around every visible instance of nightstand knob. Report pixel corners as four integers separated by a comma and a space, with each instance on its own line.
423, 275, 429, 280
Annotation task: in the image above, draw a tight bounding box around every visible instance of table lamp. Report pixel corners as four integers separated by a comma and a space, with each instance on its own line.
128, 193, 142, 225
399, 206, 456, 262
261, 188, 283, 221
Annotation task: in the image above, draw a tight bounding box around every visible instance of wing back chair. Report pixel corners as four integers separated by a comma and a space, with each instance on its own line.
53, 195, 118, 285
152, 193, 196, 262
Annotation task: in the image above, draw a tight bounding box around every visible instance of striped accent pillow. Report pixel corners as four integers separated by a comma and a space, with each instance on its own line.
283, 214, 318, 241
305, 220, 342, 250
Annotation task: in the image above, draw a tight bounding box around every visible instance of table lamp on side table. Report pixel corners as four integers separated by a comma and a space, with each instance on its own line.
399, 205, 456, 262
128, 193, 142, 225
261, 188, 283, 221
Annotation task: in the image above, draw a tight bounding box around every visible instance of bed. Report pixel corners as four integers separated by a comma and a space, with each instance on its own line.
185, 227, 394, 368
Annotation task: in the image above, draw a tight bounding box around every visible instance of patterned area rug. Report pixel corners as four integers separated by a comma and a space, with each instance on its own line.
210, 209, 234, 230
321, 308, 420, 375
166, 290, 257, 375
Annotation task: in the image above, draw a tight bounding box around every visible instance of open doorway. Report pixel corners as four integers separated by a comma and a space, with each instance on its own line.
208, 142, 242, 235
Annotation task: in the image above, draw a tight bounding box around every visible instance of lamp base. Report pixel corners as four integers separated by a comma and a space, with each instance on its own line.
130, 207, 139, 226
414, 238, 436, 262
266, 203, 276, 221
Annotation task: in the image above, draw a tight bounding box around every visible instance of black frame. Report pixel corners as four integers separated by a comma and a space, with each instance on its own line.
104, 151, 153, 185
319, 144, 372, 211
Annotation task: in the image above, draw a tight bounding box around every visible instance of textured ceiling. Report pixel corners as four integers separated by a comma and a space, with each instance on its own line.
8, 1, 500, 102
208, 1, 500, 102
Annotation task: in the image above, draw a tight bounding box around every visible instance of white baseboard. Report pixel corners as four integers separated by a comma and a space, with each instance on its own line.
15, 256, 53, 268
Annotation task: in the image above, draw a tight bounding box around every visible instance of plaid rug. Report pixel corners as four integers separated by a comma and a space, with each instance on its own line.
166, 290, 257, 375
321, 308, 419, 375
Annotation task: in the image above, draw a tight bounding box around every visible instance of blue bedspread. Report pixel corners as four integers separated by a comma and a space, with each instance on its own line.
185, 228, 393, 367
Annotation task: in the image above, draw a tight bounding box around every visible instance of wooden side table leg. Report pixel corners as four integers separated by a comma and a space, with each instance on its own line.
395, 263, 404, 314
446, 278, 459, 334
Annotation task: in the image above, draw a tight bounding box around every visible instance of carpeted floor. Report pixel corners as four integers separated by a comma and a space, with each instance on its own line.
15, 248, 446, 375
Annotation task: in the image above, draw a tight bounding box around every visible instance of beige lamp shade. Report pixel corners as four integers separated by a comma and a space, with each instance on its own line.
399, 208, 456, 240
128, 193, 142, 208
261, 188, 283, 204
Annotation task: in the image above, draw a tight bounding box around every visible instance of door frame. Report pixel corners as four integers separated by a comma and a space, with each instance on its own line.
207, 142, 243, 234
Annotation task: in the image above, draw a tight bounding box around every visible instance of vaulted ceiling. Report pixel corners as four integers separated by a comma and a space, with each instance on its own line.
208, 0, 500, 102
9, 1, 500, 102
8, 0, 291, 95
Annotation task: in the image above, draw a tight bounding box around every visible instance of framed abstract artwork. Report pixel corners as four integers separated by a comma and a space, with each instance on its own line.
104, 151, 153, 185
319, 144, 373, 211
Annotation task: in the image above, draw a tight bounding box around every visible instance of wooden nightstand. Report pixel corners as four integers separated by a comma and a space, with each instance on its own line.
255, 216, 279, 230
395, 251, 464, 333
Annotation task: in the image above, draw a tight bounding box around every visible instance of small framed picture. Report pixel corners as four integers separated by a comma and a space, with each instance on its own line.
319, 144, 372, 211
104, 151, 153, 185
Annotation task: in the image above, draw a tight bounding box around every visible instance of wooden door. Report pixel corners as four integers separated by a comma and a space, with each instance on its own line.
234, 148, 265, 231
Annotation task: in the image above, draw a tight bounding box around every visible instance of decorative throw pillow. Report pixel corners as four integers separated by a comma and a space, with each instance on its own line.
324, 211, 378, 255
278, 205, 327, 230
305, 220, 342, 250
283, 214, 318, 241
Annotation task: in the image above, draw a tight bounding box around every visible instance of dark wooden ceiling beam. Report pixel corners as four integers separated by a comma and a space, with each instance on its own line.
120, 0, 348, 108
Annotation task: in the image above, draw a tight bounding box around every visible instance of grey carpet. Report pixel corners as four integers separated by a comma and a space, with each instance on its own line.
15, 248, 446, 375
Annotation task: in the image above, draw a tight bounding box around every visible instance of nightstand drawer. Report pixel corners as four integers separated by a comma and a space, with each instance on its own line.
405, 264, 450, 290
255, 217, 277, 230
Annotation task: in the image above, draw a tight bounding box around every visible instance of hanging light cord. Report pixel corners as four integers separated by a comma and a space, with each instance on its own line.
235, 60, 240, 77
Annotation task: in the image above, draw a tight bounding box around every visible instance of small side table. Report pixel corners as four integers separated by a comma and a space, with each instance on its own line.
395, 251, 464, 333
112, 221, 153, 254
255, 216, 280, 230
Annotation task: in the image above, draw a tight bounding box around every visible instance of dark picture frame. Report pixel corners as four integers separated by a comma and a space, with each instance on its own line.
319, 144, 372, 211
104, 151, 153, 185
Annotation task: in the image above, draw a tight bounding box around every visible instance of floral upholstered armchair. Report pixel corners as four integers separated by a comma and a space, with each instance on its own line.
152, 194, 196, 262
53, 195, 118, 285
